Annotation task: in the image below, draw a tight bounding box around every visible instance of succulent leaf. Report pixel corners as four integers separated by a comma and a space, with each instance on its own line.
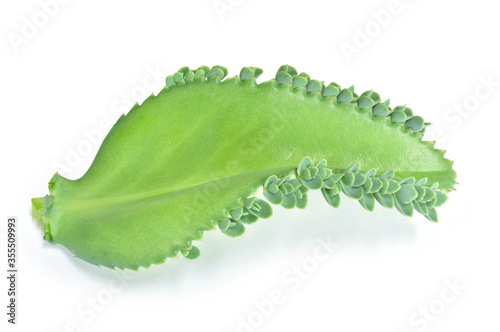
31, 65, 457, 270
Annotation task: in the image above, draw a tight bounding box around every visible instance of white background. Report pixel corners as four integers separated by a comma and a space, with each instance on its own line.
1, 0, 499, 331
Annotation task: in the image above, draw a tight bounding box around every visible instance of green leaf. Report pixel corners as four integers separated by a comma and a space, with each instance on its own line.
434, 191, 448, 207
248, 199, 273, 218
414, 201, 428, 216
282, 193, 297, 209
425, 207, 439, 222
405, 116, 425, 132
359, 194, 375, 211
264, 190, 284, 205
218, 219, 231, 232
341, 183, 364, 200
31, 65, 457, 270
296, 193, 308, 209
222, 221, 246, 237
395, 199, 414, 217
322, 188, 340, 208
394, 184, 418, 204
299, 175, 323, 190
374, 192, 395, 209
230, 207, 243, 220
386, 179, 401, 194
182, 246, 201, 260
239, 213, 259, 224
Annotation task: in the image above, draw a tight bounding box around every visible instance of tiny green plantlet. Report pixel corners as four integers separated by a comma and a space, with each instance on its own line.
32, 65, 456, 270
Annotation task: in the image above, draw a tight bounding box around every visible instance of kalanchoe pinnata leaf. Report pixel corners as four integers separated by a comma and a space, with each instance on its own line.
282, 193, 297, 209
276, 71, 293, 84
211, 65, 228, 78
358, 95, 376, 109
185, 71, 195, 82
386, 179, 401, 194
288, 179, 302, 191
244, 197, 258, 209
317, 167, 328, 180
362, 178, 373, 193
374, 192, 395, 209
372, 103, 391, 116
293, 75, 308, 88
352, 172, 367, 187
361, 90, 381, 102
423, 187, 437, 202
322, 188, 341, 208
177, 66, 189, 76
240, 66, 263, 80
306, 80, 323, 93
415, 186, 426, 201
239, 212, 259, 224
391, 110, 407, 123
426, 196, 438, 209
300, 168, 312, 181
400, 105, 413, 118
298, 72, 311, 81
308, 166, 319, 178
380, 178, 390, 194
322, 83, 340, 97
434, 191, 448, 207
166, 75, 175, 87
181, 246, 201, 260
338, 88, 354, 102
264, 189, 284, 205
297, 157, 312, 177
266, 182, 279, 194
414, 201, 428, 216
221, 221, 245, 237
218, 219, 231, 232
395, 199, 414, 217
370, 178, 383, 193
239, 67, 254, 80
395, 184, 418, 204
296, 193, 308, 209
31, 64, 456, 270
330, 184, 342, 196
278, 64, 298, 77
230, 207, 244, 220
279, 182, 294, 195
238, 211, 259, 225
173, 72, 184, 83
343, 172, 355, 187
247, 199, 273, 219
406, 116, 425, 132
330, 173, 344, 183
425, 207, 439, 222
359, 193, 376, 211
194, 69, 205, 80
341, 183, 364, 200
299, 176, 323, 190
322, 176, 336, 189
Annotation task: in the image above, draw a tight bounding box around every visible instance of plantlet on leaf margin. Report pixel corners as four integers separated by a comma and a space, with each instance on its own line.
32, 64, 456, 271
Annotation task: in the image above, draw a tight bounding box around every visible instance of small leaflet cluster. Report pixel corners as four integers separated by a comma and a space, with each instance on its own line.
273, 65, 430, 134
164, 64, 431, 134
212, 157, 448, 253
